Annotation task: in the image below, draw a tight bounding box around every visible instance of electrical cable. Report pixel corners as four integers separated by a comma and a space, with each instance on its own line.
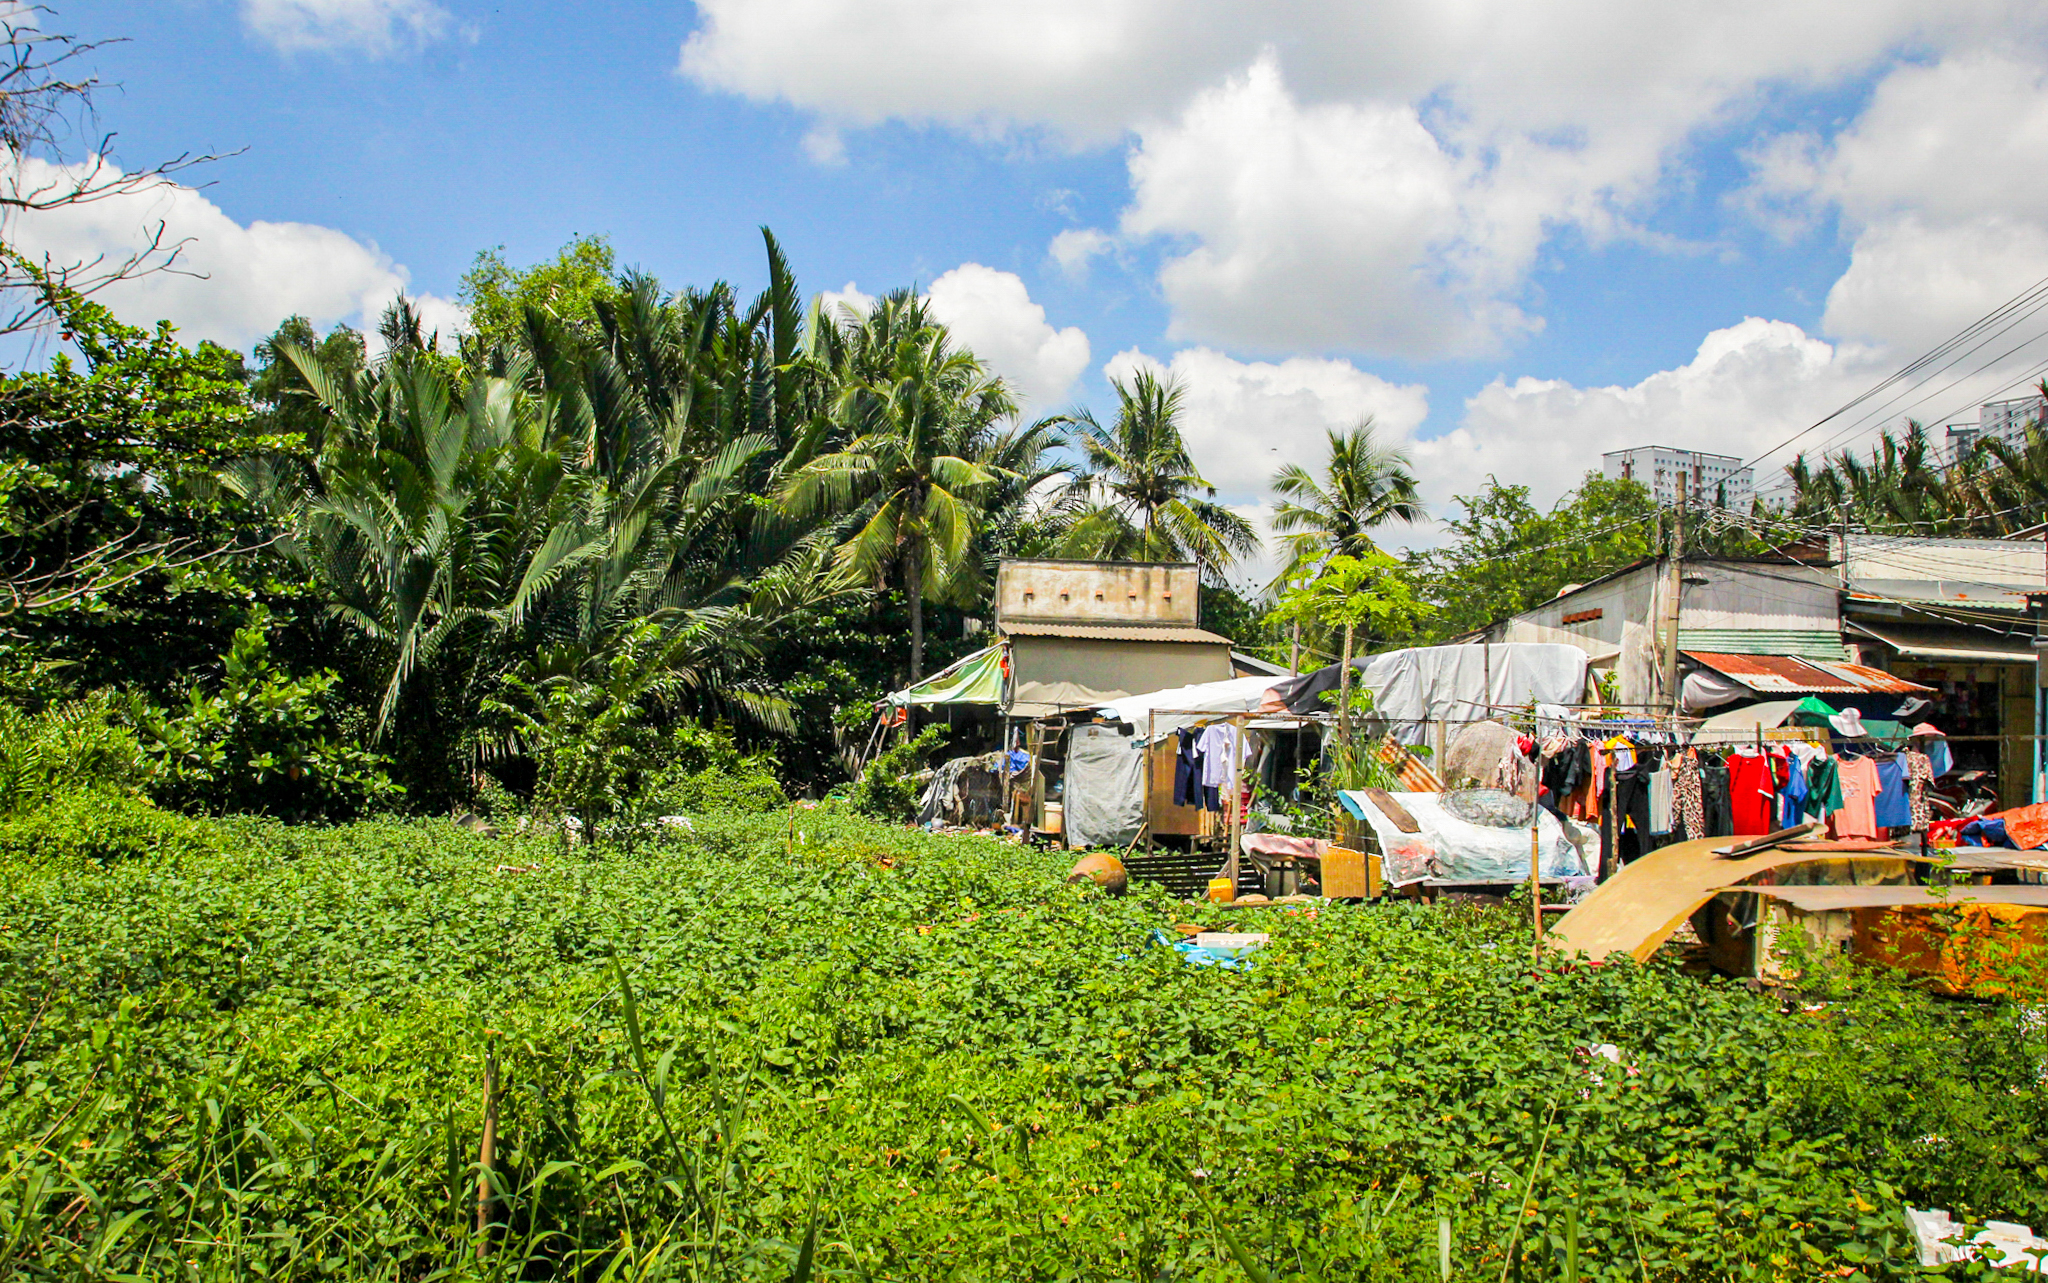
1735, 271, 2048, 473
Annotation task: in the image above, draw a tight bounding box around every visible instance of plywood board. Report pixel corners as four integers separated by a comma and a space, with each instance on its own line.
1546, 837, 1936, 963
1736, 884, 2048, 912
1145, 738, 1202, 836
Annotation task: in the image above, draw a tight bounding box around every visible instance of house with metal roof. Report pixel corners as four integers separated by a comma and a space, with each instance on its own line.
993, 559, 1237, 718
1465, 536, 2043, 806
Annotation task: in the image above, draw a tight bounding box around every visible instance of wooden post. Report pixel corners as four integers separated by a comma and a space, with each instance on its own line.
1145, 711, 1157, 859
1226, 715, 1244, 892
1665, 484, 1687, 721
475, 1044, 497, 1256
1530, 819, 1543, 961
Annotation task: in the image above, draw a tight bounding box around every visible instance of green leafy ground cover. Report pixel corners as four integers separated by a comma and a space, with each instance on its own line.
0, 804, 2042, 1280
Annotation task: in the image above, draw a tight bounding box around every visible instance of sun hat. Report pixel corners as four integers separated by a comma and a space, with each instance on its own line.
1910, 721, 1945, 738
1828, 707, 1866, 738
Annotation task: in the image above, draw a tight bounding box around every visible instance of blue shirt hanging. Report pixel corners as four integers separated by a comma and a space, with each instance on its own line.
1872, 754, 1912, 829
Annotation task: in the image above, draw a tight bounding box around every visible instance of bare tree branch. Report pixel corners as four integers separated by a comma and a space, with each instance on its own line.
0, 8, 239, 342
0, 523, 276, 624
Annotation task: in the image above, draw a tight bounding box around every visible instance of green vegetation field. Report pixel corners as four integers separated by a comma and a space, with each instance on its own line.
0, 799, 2042, 1281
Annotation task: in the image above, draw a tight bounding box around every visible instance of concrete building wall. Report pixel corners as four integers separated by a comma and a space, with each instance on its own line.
995, 560, 1200, 626
1477, 560, 1840, 707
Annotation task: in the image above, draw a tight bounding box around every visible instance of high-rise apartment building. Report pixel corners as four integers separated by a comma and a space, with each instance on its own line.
1978, 393, 2047, 445
1601, 446, 1754, 508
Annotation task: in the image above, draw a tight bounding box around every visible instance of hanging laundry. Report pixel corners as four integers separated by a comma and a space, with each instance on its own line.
1173, 729, 1200, 808
1833, 755, 1882, 840
1803, 756, 1844, 822
1674, 750, 1706, 839
1873, 753, 1913, 830
1903, 749, 1935, 831
1777, 749, 1810, 829
1727, 751, 1777, 836
1647, 763, 1674, 836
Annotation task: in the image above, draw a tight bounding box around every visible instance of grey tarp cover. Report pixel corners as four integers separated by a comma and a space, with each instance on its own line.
1063, 724, 1146, 848
1355, 643, 1590, 745
1339, 788, 1588, 886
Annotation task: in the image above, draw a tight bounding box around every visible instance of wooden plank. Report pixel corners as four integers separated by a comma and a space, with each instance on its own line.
1145, 738, 1202, 836
1360, 787, 1420, 833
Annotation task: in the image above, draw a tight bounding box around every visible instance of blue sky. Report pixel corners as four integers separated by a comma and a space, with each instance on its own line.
31, 0, 2048, 564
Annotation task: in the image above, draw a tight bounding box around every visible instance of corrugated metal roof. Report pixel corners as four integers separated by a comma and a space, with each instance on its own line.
1002, 621, 1235, 644
1676, 628, 1848, 661
1377, 740, 1443, 792
1682, 651, 1933, 695
1846, 621, 2039, 664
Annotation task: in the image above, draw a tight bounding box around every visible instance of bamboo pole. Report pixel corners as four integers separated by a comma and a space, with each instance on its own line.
1227, 715, 1244, 892
475, 1044, 497, 1257
1146, 711, 1158, 859
1530, 820, 1542, 962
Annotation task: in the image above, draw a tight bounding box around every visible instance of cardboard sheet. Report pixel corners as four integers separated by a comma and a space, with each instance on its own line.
1546, 837, 1934, 963
1735, 884, 2048, 912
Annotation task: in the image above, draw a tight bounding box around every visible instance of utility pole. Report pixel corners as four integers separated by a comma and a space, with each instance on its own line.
1664, 478, 1687, 720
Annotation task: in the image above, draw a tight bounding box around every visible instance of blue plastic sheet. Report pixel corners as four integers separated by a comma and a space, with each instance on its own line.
1148, 927, 1258, 970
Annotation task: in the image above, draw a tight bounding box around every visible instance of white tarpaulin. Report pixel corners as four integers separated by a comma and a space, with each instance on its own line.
1095, 676, 1285, 744
1356, 644, 1590, 745
1339, 789, 1589, 886
1063, 724, 1146, 848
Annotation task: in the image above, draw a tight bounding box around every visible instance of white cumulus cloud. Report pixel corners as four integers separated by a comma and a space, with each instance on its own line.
1102, 345, 1430, 509
4, 153, 464, 350
922, 265, 1091, 411
1436, 318, 1881, 517
1048, 228, 1114, 281
242, 0, 460, 56
680, 0, 2045, 359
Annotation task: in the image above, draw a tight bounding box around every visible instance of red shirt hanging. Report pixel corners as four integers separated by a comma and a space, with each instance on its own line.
1727, 752, 1779, 836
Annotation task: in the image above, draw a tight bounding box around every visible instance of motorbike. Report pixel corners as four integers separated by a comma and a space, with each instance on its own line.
1927, 769, 1999, 821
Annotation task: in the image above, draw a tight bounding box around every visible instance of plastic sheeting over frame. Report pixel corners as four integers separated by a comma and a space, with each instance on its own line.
1357, 644, 1589, 745
1339, 789, 1588, 886
1064, 724, 1146, 848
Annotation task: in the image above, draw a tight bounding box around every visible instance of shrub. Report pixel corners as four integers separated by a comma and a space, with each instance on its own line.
642, 764, 788, 815
0, 691, 144, 815
128, 614, 399, 820
846, 723, 945, 822
0, 787, 219, 862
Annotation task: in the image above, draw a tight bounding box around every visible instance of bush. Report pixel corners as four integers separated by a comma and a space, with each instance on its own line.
846, 723, 945, 822
643, 764, 788, 815
0, 787, 219, 862
128, 615, 399, 820
0, 692, 145, 816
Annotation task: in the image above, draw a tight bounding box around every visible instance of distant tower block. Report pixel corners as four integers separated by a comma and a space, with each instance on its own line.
1601, 445, 1753, 509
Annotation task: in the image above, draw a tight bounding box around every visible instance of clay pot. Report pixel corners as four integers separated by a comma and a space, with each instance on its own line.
1066, 853, 1128, 896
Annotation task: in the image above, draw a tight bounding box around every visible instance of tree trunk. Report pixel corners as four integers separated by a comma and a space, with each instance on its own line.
1338, 620, 1355, 780
908, 552, 925, 682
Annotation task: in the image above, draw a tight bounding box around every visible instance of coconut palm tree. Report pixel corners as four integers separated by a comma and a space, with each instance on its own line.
780, 316, 1016, 680
1053, 369, 1259, 573
1268, 419, 1425, 583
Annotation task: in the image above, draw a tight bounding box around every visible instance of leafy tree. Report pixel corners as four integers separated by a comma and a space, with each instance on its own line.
1054, 369, 1259, 575
248, 315, 366, 451
1410, 472, 1659, 640
1268, 551, 1433, 759
458, 234, 617, 352
1269, 419, 1425, 584
782, 300, 1015, 680
0, 257, 293, 696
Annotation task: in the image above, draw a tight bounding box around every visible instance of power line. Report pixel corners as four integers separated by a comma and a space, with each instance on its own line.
1736, 271, 2048, 474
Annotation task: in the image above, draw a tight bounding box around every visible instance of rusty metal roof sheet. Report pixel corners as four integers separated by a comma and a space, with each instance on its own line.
1001, 621, 1235, 645
1683, 651, 1933, 695
1377, 740, 1443, 792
